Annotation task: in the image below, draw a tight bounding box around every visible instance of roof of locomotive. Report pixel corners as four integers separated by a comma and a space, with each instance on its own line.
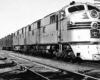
43, 1, 99, 18
43, 11, 58, 19
62, 1, 98, 9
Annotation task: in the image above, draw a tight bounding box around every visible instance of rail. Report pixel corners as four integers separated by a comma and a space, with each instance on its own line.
6, 53, 100, 80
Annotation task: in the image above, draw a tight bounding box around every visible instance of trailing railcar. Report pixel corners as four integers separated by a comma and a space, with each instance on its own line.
0, 34, 13, 50
6, 34, 13, 50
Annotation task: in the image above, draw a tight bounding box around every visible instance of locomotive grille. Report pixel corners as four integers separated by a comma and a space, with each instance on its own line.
75, 22, 91, 26
68, 22, 100, 29
67, 22, 91, 29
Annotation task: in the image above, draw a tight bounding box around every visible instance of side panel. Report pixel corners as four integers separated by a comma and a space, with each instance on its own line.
45, 23, 58, 44
19, 33, 25, 45
29, 21, 40, 45
26, 31, 30, 45
30, 29, 38, 45
40, 13, 58, 44
13, 32, 19, 46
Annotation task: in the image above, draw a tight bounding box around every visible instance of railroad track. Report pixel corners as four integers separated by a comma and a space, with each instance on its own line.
4, 50, 100, 68
1, 53, 99, 80
2, 50, 100, 68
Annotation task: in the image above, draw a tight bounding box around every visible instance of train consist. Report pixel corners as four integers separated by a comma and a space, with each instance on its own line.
1, 1, 100, 61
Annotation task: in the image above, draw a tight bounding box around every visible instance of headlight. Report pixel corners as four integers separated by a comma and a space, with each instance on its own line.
91, 22, 98, 29
90, 9, 98, 18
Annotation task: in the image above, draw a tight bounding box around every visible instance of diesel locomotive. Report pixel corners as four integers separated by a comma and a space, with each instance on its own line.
1, 1, 100, 61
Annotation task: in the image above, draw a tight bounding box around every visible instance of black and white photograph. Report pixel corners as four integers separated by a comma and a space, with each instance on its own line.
0, 0, 100, 80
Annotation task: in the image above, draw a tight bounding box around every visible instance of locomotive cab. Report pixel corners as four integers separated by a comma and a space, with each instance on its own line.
65, 3, 100, 26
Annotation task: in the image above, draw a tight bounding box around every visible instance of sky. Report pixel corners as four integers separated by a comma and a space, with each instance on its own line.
0, 0, 94, 38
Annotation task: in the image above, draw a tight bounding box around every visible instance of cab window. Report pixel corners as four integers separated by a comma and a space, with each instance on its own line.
68, 5, 85, 13
87, 5, 100, 12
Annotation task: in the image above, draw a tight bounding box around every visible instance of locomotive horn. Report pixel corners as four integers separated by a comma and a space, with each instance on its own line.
70, 1, 75, 5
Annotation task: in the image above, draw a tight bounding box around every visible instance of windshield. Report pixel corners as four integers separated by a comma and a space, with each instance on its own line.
68, 5, 85, 13
87, 5, 100, 12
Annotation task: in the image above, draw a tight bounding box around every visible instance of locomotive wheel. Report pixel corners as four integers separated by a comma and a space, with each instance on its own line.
67, 52, 76, 63
53, 51, 61, 60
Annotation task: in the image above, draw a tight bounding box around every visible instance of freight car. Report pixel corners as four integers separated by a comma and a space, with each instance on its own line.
1, 1, 100, 61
